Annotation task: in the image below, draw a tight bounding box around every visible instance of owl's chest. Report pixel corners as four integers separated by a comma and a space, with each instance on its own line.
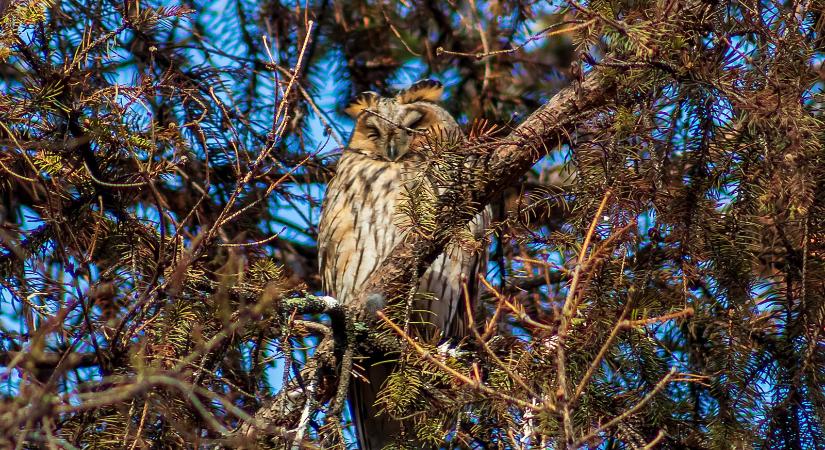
332, 155, 416, 223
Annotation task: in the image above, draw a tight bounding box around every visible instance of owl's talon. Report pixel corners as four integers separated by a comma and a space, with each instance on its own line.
319, 295, 338, 308
436, 339, 465, 358
365, 293, 386, 315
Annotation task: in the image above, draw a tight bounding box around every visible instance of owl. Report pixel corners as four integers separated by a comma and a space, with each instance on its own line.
317, 80, 488, 448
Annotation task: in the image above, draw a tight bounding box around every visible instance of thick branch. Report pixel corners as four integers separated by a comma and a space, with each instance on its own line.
354, 70, 617, 313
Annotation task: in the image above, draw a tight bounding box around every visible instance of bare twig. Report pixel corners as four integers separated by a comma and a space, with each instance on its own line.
437, 19, 597, 60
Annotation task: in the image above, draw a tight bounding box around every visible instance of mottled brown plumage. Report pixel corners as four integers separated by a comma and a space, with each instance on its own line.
317, 80, 488, 448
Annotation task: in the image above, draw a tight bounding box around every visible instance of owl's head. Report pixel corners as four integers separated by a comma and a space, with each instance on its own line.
344, 79, 459, 161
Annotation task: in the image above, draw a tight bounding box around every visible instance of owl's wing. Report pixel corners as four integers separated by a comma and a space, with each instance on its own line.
417, 206, 491, 338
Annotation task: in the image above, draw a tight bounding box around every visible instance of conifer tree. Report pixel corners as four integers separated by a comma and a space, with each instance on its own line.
1, 0, 824, 448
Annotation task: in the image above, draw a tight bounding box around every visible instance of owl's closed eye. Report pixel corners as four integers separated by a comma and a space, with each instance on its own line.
344, 79, 459, 161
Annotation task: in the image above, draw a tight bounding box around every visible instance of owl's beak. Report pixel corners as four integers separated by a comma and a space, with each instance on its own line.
385, 130, 411, 161
387, 140, 399, 160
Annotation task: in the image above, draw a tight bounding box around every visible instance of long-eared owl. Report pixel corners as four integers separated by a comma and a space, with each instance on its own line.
318, 79, 488, 337
317, 79, 488, 448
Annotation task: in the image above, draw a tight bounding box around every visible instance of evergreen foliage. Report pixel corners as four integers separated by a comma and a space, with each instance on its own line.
1, 0, 824, 448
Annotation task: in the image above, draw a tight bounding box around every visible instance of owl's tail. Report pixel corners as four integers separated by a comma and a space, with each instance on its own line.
349, 361, 400, 449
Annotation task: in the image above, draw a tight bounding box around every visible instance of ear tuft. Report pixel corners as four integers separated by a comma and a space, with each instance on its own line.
344, 91, 380, 118
397, 79, 444, 104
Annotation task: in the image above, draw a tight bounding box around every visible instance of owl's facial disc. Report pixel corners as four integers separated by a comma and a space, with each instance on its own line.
350, 107, 433, 161
384, 110, 428, 160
